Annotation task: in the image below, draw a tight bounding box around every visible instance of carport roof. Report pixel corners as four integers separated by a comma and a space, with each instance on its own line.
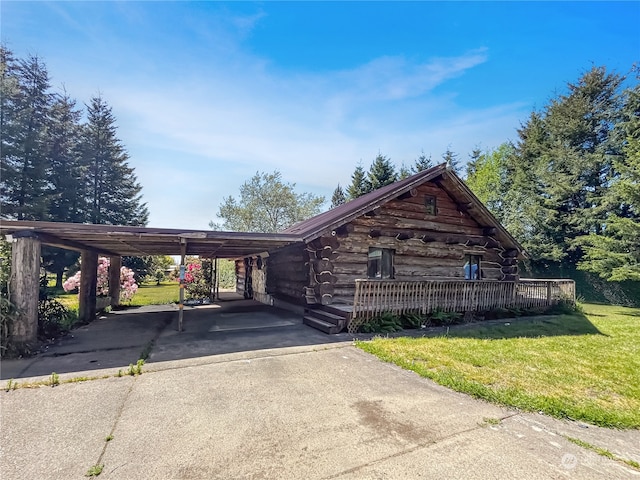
0, 220, 303, 258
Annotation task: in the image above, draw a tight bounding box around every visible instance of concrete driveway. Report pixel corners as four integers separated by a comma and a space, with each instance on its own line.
1, 300, 638, 479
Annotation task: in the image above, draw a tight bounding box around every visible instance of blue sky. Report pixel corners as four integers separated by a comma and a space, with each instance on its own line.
2, 1, 639, 230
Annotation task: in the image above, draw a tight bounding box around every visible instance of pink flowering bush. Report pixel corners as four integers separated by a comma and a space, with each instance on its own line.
182, 258, 211, 299
63, 257, 138, 302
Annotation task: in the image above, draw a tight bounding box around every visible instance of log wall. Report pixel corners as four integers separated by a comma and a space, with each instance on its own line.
235, 259, 245, 297
330, 181, 518, 305
251, 256, 270, 305
265, 244, 309, 304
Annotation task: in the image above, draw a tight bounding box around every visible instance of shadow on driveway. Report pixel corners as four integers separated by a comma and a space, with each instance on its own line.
0, 297, 352, 381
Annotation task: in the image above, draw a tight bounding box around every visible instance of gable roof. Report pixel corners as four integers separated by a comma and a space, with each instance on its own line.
284, 163, 526, 258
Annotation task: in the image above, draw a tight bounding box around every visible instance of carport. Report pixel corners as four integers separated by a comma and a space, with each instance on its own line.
0, 220, 303, 347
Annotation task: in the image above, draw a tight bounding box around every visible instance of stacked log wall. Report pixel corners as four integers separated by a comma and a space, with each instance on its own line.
265, 244, 309, 304
304, 235, 340, 305
235, 259, 245, 297
331, 181, 517, 305
251, 256, 270, 304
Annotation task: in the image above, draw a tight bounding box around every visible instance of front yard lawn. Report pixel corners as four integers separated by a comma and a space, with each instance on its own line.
55, 282, 180, 311
356, 303, 640, 429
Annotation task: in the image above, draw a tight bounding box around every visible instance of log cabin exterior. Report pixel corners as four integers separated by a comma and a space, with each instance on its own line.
0, 164, 574, 344
233, 164, 575, 333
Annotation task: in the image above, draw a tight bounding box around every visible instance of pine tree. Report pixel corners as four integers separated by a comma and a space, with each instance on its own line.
82, 95, 148, 226
412, 151, 433, 173
346, 163, 369, 199
0, 51, 52, 220
330, 183, 347, 208
367, 154, 397, 190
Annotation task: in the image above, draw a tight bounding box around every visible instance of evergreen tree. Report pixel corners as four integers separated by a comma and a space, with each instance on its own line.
501, 66, 629, 268
82, 95, 149, 226
330, 183, 347, 208
412, 151, 433, 173
367, 154, 397, 190
504, 111, 565, 263
0, 51, 52, 220
442, 147, 461, 174
577, 75, 640, 280
346, 162, 369, 199
398, 163, 411, 180
47, 91, 86, 223
466, 147, 483, 179
42, 91, 85, 287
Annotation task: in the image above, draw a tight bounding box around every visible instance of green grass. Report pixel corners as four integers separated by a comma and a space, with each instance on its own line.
521, 263, 640, 307
357, 303, 640, 429
126, 283, 180, 306
565, 436, 640, 470
85, 464, 104, 477
55, 282, 181, 311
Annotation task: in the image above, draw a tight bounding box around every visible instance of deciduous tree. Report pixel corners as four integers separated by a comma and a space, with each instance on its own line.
210, 170, 325, 233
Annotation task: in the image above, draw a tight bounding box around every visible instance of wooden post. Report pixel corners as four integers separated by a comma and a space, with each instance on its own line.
216, 258, 220, 301
79, 250, 98, 323
109, 256, 121, 308
178, 240, 186, 332
9, 234, 41, 346
212, 257, 218, 302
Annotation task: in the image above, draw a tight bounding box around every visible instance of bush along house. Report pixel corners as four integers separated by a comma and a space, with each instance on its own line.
235, 163, 575, 334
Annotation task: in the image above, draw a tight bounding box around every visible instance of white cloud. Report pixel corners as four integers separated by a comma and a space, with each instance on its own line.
8, 3, 523, 229
92, 45, 528, 229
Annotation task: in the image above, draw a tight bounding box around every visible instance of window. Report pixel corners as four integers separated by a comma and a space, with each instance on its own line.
368, 248, 394, 279
464, 254, 481, 280
425, 195, 437, 215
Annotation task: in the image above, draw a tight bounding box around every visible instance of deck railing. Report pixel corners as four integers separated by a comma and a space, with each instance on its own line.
350, 278, 575, 333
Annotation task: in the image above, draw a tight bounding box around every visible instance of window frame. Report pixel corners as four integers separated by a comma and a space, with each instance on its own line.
424, 195, 437, 215
464, 254, 482, 280
367, 247, 395, 279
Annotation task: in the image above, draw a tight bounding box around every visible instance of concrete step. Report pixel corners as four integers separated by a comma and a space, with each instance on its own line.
304, 308, 344, 326
303, 315, 343, 334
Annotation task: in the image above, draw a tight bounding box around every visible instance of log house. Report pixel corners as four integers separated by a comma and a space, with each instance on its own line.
234, 163, 533, 333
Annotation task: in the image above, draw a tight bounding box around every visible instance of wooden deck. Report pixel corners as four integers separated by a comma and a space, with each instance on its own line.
347, 278, 575, 333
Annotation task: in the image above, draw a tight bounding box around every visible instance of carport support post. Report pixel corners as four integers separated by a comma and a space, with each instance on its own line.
109, 256, 121, 308
79, 250, 98, 323
178, 240, 186, 332
9, 233, 41, 346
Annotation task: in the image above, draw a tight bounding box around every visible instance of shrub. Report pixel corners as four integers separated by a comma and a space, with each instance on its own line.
400, 313, 424, 329
63, 257, 138, 302
358, 312, 403, 333
428, 308, 462, 326
183, 259, 211, 299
